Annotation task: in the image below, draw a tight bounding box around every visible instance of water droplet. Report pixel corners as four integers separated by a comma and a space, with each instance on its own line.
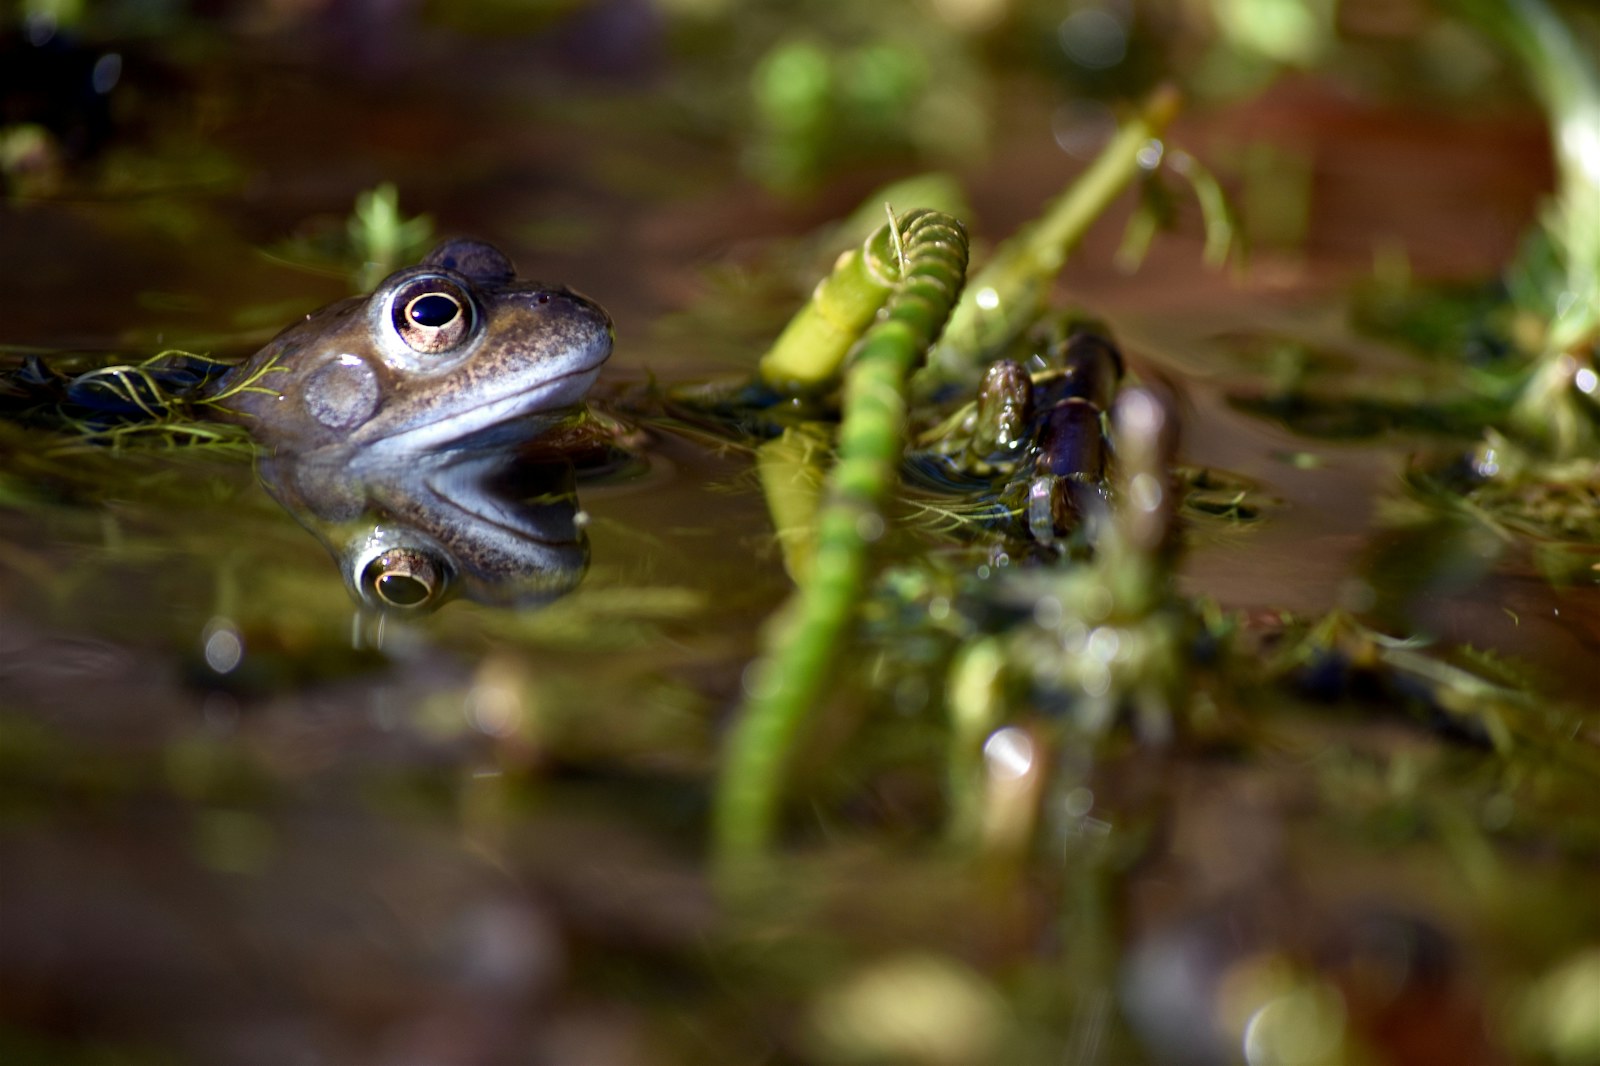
1052, 100, 1116, 158
1086, 626, 1122, 662
1058, 8, 1128, 69
1062, 786, 1095, 818
983, 727, 1034, 781
91, 54, 123, 95
202, 618, 243, 675
1033, 595, 1064, 629
856, 512, 886, 542
1130, 472, 1164, 512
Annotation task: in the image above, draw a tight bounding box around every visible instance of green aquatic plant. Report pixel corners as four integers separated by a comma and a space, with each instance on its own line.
1, 349, 283, 454
1251, 1, 1597, 438
267, 183, 437, 288
717, 208, 969, 862
756, 83, 1224, 397
947, 386, 1190, 740
1232, 0, 1600, 571
1475, 0, 1600, 457
755, 426, 829, 581
1356, 0, 1600, 454
65, 362, 193, 422
745, 24, 987, 193
1116, 148, 1238, 273
77, 350, 280, 413
1487, 0, 1600, 351
192, 351, 286, 410
714, 86, 1269, 863
349, 183, 435, 291
928, 86, 1191, 385
757, 205, 918, 394
1250, 607, 1600, 775
1377, 0, 1600, 564
47, 418, 254, 455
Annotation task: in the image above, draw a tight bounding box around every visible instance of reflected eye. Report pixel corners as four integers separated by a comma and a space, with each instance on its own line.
362, 548, 442, 609
391, 278, 473, 354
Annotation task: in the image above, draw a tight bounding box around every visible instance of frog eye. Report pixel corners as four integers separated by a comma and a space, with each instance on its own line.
391, 277, 474, 354
361, 547, 443, 609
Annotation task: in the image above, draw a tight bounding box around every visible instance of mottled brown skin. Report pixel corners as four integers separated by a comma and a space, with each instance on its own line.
213, 240, 612, 454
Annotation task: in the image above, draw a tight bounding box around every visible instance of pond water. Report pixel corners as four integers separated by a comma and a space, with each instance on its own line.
3, 8, 1598, 1066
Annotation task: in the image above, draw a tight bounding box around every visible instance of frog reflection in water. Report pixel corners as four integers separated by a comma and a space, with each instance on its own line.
213, 238, 613, 453
259, 443, 594, 612
212, 239, 615, 612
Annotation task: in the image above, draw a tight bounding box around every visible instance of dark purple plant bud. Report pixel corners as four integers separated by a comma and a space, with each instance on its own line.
971, 358, 1034, 459
1035, 397, 1106, 480
1034, 331, 1125, 413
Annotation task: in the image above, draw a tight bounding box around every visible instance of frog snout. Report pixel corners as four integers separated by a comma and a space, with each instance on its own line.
519, 286, 614, 365
525, 285, 611, 330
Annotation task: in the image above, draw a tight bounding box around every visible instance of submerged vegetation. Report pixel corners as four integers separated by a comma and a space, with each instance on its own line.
719, 208, 970, 859
2, 0, 1599, 1063
1231, 0, 1600, 595
715, 95, 1240, 860
711, 0, 1598, 870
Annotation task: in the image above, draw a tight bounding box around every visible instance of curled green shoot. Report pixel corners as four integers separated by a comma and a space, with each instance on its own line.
717, 209, 969, 868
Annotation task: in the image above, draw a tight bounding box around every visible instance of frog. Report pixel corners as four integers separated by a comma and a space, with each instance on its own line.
210, 239, 613, 453
257, 443, 589, 612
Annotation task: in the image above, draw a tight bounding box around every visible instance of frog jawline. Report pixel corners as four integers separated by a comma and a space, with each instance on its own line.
354, 364, 604, 454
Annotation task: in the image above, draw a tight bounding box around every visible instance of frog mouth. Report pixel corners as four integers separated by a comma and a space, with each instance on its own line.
356, 361, 607, 453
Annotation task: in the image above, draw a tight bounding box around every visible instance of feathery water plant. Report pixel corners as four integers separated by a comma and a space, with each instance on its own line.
25, 350, 284, 453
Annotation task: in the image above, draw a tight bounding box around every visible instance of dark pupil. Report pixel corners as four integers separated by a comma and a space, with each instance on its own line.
375, 571, 430, 606
409, 293, 459, 328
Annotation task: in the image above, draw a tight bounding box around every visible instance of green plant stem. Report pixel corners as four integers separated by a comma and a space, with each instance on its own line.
717, 210, 968, 866
758, 220, 903, 393
755, 426, 829, 583
1170, 150, 1237, 268
928, 85, 1182, 384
